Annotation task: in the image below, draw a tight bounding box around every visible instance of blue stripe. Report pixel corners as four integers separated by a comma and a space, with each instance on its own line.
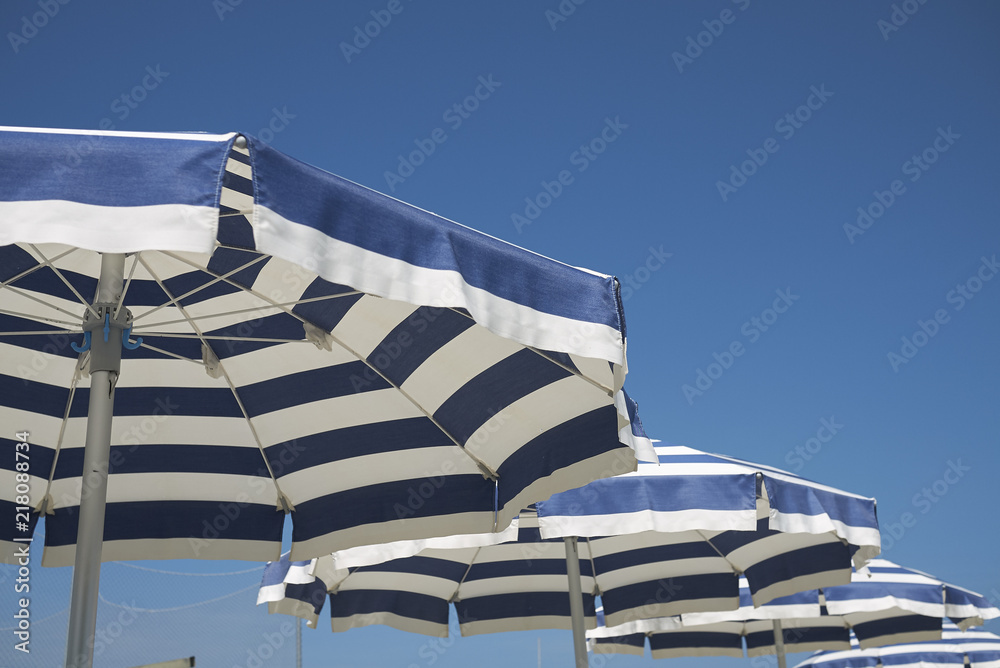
50, 444, 270, 478
742, 542, 850, 594
249, 136, 624, 329
592, 540, 724, 572
44, 499, 283, 545
0, 244, 41, 283
360, 555, 469, 581
434, 348, 572, 447
852, 614, 940, 645
596, 633, 646, 650
0, 373, 71, 418
367, 306, 475, 386
764, 475, 877, 530
651, 631, 744, 653
497, 406, 625, 509
539, 473, 756, 517
0, 130, 231, 208
291, 278, 363, 332
745, 626, 848, 651
465, 555, 594, 581
67, 386, 241, 419
601, 573, 739, 617
237, 361, 389, 417
284, 579, 328, 615
331, 589, 449, 626
263, 418, 450, 475
0, 499, 41, 543
456, 591, 595, 623
290, 475, 495, 542
205, 247, 268, 289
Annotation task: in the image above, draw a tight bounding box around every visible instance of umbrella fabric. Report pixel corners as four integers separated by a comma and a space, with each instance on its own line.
0, 125, 650, 567
537, 444, 881, 628
257, 443, 880, 637
588, 560, 1000, 658
258, 508, 599, 636
794, 623, 1000, 668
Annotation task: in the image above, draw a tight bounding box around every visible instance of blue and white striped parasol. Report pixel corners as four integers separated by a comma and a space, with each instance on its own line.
588, 559, 999, 662
0, 125, 650, 667
257, 441, 880, 666
794, 623, 1000, 668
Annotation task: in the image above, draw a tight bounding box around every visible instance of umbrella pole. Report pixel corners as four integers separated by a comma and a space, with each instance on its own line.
773, 619, 787, 668
564, 537, 588, 668
65, 253, 125, 668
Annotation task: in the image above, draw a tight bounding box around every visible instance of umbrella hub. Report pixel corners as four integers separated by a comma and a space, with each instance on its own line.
71, 302, 141, 374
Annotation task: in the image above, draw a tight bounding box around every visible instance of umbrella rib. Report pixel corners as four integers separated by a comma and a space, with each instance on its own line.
582, 537, 602, 596
27, 244, 101, 320
134, 333, 315, 344
448, 546, 483, 604
0, 308, 80, 328
697, 530, 744, 576
0, 246, 79, 288
158, 250, 499, 478
38, 365, 85, 516
0, 328, 78, 336
136, 254, 292, 510
111, 253, 141, 321
137, 294, 361, 329
129, 252, 271, 324
131, 341, 205, 365
0, 284, 91, 322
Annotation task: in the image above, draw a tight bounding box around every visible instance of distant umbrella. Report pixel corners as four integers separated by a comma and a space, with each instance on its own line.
258, 441, 881, 667
588, 559, 999, 666
795, 622, 1000, 668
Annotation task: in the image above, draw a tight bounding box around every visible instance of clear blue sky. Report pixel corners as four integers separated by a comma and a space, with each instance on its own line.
1, 1, 998, 666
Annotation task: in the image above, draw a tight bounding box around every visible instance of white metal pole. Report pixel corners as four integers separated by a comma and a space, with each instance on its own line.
773, 619, 788, 668
564, 537, 588, 668
65, 253, 125, 668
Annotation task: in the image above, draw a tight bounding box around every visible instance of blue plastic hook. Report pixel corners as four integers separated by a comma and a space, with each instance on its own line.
70, 331, 92, 353
103, 313, 111, 342
122, 325, 143, 350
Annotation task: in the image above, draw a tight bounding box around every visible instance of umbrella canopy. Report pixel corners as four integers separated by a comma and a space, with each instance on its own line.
256, 442, 880, 644
795, 623, 1000, 668
0, 125, 649, 667
588, 559, 999, 659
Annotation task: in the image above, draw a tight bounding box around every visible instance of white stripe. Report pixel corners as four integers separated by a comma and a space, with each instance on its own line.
461, 575, 595, 599
252, 386, 423, 447
225, 156, 252, 179
0, 126, 236, 141
538, 507, 758, 540
470, 376, 613, 468
268, 598, 320, 626
332, 611, 446, 637
0, 201, 218, 254
330, 521, 518, 569
290, 511, 498, 560
338, 571, 457, 598
400, 323, 522, 414
255, 208, 625, 365
278, 446, 482, 503
41, 536, 279, 567
461, 614, 594, 636
46, 471, 277, 506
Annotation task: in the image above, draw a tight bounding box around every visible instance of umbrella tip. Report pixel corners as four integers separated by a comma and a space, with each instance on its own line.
234, 135, 247, 149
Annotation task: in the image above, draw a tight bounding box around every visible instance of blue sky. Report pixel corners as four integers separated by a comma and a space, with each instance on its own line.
1, 1, 998, 666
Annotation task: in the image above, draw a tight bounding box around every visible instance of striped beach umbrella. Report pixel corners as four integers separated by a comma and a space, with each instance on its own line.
795, 623, 1000, 668
588, 560, 999, 664
0, 126, 649, 667
257, 442, 880, 667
